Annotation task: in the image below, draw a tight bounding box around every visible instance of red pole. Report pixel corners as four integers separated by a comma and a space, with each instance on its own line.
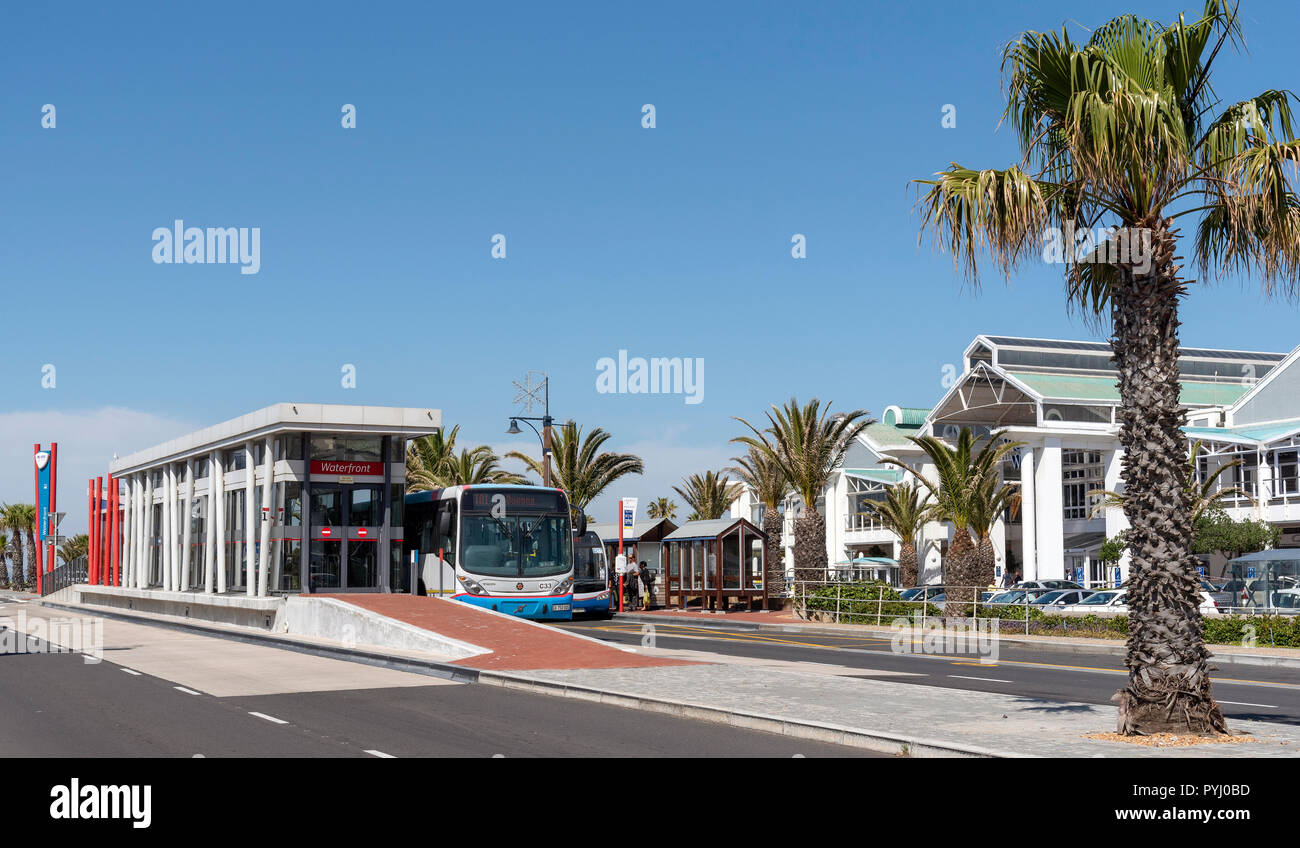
96, 477, 105, 585
33, 445, 40, 594
109, 478, 118, 586
87, 479, 96, 584
617, 499, 625, 613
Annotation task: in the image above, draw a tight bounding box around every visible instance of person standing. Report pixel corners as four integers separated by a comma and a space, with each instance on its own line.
639, 560, 654, 609
625, 559, 641, 611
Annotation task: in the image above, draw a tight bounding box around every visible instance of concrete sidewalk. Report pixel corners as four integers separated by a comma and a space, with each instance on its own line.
612, 610, 1300, 670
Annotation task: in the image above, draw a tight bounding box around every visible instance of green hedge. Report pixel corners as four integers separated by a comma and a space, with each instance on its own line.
799, 583, 1300, 647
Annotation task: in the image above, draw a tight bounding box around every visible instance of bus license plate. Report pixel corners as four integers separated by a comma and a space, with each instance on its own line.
552, 604, 570, 611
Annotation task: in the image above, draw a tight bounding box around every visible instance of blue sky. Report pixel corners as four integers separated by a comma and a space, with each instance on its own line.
3, 1, 1300, 529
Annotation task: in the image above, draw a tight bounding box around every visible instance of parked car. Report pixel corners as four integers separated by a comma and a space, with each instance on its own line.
899, 585, 945, 603
928, 591, 994, 611
1058, 589, 1128, 616
1013, 579, 1084, 591
1057, 588, 1222, 616
1031, 588, 1095, 608
985, 588, 1053, 605
1200, 578, 1233, 608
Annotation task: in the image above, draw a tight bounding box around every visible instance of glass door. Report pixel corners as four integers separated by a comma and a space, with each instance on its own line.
345, 484, 383, 589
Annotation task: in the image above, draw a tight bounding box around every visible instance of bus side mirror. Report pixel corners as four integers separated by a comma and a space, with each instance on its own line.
575, 514, 587, 538
437, 510, 452, 539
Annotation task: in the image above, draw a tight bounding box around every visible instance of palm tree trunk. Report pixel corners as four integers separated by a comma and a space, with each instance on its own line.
25, 528, 38, 588
793, 509, 827, 584
944, 530, 977, 618
1112, 217, 1226, 736
10, 531, 24, 590
975, 533, 996, 589
0, 548, 9, 590
899, 541, 918, 589
762, 507, 784, 593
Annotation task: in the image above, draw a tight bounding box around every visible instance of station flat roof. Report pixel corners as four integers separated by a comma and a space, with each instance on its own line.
109, 403, 441, 475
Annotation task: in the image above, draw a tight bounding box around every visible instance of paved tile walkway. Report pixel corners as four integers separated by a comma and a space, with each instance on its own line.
520, 663, 1300, 757
316, 595, 695, 671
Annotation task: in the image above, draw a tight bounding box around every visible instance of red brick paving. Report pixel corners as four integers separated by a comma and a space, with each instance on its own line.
313, 595, 695, 671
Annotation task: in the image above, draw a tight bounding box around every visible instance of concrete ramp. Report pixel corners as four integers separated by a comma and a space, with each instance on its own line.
314, 595, 696, 671
278, 596, 487, 661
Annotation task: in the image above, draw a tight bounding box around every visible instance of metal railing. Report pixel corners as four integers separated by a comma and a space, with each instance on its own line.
39, 556, 88, 597
789, 581, 1300, 643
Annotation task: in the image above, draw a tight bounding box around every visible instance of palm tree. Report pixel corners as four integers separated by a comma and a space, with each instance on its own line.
912, 2, 1299, 735
506, 421, 644, 516
863, 482, 932, 589
1090, 441, 1249, 523
672, 471, 739, 522
20, 504, 39, 588
735, 398, 873, 583
2, 504, 27, 591
405, 425, 463, 492
729, 447, 792, 590
646, 497, 678, 520
884, 429, 1021, 614
59, 534, 90, 564
442, 447, 527, 486
967, 473, 1022, 589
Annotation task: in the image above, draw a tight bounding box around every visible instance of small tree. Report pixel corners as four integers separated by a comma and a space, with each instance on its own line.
1193, 508, 1280, 561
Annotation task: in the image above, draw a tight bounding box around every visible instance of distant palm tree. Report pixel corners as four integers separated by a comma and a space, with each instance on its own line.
2, 504, 27, 590
59, 534, 90, 564
734, 398, 873, 583
405, 425, 463, 492
442, 447, 527, 486
1090, 441, 1248, 523
884, 429, 1020, 614
506, 421, 644, 516
863, 482, 932, 589
16, 504, 39, 588
673, 471, 739, 522
729, 447, 791, 590
646, 497, 678, 520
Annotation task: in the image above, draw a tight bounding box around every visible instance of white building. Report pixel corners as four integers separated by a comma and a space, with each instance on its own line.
733, 335, 1300, 587
106, 403, 440, 596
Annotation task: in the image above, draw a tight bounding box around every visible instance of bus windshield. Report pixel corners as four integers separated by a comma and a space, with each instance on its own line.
460, 512, 572, 579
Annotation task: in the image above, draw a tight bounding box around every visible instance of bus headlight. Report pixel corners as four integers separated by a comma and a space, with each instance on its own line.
459, 576, 486, 595
552, 577, 573, 595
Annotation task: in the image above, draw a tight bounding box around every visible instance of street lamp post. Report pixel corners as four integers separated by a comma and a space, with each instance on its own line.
507, 372, 555, 487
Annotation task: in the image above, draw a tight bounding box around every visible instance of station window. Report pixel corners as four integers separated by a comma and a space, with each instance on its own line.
310, 435, 383, 462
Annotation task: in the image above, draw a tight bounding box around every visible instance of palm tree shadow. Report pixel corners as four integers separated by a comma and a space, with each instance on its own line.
1009, 698, 1097, 714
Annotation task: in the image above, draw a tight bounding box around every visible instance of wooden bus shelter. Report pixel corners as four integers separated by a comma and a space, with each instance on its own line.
663, 517, 769, 611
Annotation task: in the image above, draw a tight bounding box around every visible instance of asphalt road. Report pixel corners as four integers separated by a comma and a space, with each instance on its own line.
0, 613, 881, 758
560, 617, 1300, 726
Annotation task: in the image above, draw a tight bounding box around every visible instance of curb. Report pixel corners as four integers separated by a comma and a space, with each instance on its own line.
609, 613, 1300, 670
474, 670, 1019, 758
33, 597, 1014, 758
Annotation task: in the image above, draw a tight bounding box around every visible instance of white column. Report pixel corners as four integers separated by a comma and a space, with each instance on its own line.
205, 451, 217, 593
1035, 438, 1065, 580
142, 473, 154, 588
181, 459, 194, 591
121, 476, 133, 588
215, 452, 227, 593
245, 441, 256, 597
1020, 447, 1037, 580
165, 464, 177, 592
1257, 450, 1272, 521
132, 475, 142, 588
257, 436, 274, 597
1104, 448, 1131, 585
